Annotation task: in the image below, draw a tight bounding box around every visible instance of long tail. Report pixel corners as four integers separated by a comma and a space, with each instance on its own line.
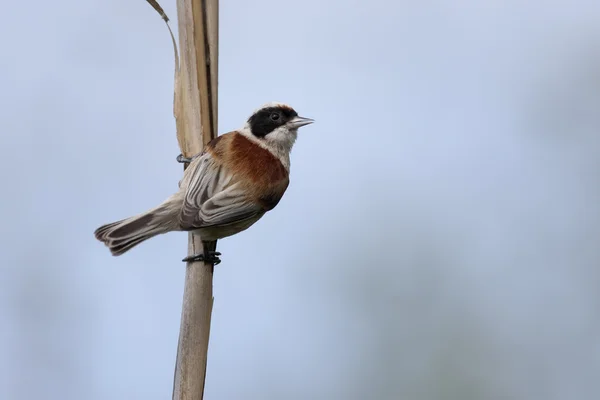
94, 198, 181, 256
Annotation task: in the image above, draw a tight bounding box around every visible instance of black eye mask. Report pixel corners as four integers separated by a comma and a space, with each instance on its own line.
248, 107, 298, 138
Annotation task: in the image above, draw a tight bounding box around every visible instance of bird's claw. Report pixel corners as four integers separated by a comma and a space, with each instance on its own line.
182, 251, 222, 265
176, 154, 193, 163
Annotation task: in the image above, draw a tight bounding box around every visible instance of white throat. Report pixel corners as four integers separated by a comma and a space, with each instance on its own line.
239, 124, 296, 171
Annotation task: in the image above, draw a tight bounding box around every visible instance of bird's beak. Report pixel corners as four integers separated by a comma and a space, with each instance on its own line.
288, 116, 315, 129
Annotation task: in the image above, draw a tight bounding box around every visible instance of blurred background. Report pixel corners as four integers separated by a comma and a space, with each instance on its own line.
1, 0, 599, 399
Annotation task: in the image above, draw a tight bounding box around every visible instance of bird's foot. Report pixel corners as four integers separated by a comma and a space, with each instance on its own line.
176, 153, 201, 164
182, 251, 222, 265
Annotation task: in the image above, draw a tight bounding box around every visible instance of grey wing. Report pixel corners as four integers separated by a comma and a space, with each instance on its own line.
178, 153, 263, 230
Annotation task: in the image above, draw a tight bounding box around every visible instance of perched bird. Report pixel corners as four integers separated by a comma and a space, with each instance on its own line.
94, 102, 314, 264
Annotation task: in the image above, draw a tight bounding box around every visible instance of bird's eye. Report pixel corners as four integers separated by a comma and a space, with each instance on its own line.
270, 112, 280, 121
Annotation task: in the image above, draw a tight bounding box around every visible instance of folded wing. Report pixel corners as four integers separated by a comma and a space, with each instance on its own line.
178, 153, 262, 230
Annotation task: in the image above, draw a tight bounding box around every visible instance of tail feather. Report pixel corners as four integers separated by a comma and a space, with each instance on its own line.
94, 201, 180, 256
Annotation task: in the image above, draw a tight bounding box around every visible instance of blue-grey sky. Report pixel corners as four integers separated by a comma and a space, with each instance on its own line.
1, 1, 600, 399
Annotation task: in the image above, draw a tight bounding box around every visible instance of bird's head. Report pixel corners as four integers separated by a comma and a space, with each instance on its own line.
244, 102, 314, 153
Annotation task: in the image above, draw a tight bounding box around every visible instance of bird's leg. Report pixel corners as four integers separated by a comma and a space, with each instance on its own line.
181, 252, 221, 265
176, 153, 202, 164
181, 241, 221, 265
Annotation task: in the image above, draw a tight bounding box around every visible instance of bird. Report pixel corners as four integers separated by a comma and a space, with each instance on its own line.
94, 102, 314, 265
